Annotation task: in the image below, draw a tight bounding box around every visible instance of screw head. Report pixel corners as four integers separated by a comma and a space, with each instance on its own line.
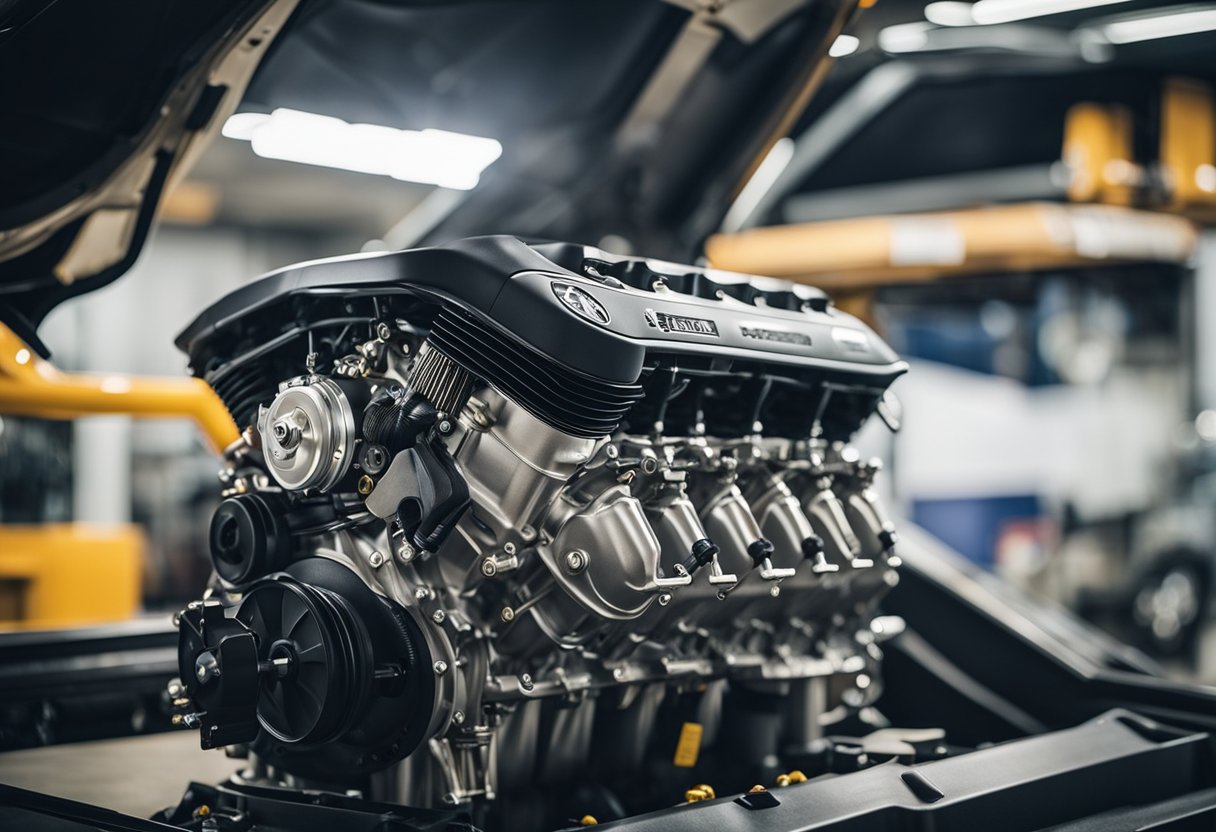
433, 660, 449, 675
453, 710, 465, 725
368, 551, 385, 568
480, 559, 497, 577
376, 321, 392, 340
503, 541, 516, 555
438, 419, 453, 435
520, 673, 534, 691
500, 607, 515, 623
398, 542, 416, 563
657, 592, 672, 607
357, 475, 374, 496
415, 587, 431, 601
565, 549, 588, 574
432, 609, 447, 625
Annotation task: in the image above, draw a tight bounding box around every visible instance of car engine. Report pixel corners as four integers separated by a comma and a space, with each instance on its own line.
172, 235, 907, 829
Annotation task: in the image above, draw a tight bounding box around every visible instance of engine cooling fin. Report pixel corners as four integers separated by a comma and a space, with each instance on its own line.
426, 308, 644, 438
410, 344, 474, 417
208, 361, 278, 431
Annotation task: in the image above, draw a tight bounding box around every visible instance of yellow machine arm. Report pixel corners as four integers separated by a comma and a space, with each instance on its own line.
0, 323, 239, 453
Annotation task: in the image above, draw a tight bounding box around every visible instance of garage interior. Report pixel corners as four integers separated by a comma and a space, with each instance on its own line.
3, 1, 1216, 830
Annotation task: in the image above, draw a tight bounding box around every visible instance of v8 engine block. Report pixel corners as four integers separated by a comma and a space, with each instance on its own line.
172, 236, 906, 829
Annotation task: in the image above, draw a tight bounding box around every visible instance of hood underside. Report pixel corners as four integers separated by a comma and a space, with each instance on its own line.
0, 0, 303, 352
0, 0, 855, 353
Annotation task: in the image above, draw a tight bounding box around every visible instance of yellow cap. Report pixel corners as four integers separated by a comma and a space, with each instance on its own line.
579, 815, 598, 826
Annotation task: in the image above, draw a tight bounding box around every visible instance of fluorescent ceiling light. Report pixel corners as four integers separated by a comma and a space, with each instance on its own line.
221, 109, 503, 190
924, 2, 977, 26
1100, 6, 1216, 43
829, 34, 860, 57
971, 0, 1130, 25
878, 22, 934, 53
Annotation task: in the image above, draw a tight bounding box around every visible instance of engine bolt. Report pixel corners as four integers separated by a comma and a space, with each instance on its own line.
520, 525, 536, 541
520, 673, 534, 691
503, 542, 516, 555
376, 321, 392, 341
657, 592, 672, 607
565, 550, 588, 574
480, 559, 498, 577
398, 542, 416, 563
368, 550, 385, 568
432, 610, 447, 625
167, 680, 183, 698
500, 607, 515, 623
453, 710, 465, 725
415, 587, 431, 601
437, 419, 453, 435
357, 475, 374, 496
433, 660, 449, 675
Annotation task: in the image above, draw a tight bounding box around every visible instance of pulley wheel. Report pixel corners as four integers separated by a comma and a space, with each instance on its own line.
236, 577, 372, 745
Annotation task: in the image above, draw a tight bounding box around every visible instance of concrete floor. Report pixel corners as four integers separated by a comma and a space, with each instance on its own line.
0, 732, 243, 818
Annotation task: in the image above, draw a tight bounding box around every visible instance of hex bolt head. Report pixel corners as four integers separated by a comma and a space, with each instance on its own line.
503, 542, 516, 555
500, 607, 515, 623
438, 420, 453, 435
433, 660, 449, 675
398, 542, 416, 563
452, 710, 465, 725
376, 321, 392, 341
432, 610, 447, 625
565, 550, 588, 574
368, 551, 385, 568
480, 559, 498, 577
520, 673, 534, 691
415, 587, 431, 601
658, 592, 672, 607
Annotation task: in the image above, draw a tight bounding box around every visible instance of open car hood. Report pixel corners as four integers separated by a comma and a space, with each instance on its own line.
0, 0, 297, 353
0, 0, 856, 354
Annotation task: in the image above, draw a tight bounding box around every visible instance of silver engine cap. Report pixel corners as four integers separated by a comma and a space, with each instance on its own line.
258, 379, 355, 492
